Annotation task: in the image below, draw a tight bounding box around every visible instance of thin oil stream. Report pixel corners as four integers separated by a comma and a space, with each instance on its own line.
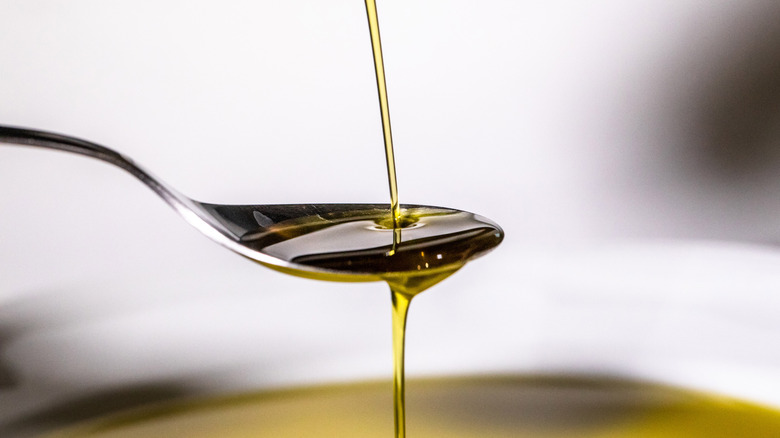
365, 1, 413, 436
365, 0, 401, 228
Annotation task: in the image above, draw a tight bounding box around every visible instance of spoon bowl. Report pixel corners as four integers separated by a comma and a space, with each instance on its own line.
0, 126, 503, 285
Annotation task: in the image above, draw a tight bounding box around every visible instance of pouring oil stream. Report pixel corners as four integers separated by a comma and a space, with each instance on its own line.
364, 1, 410, 436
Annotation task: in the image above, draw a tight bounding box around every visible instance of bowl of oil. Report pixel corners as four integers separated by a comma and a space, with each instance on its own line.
2, 239, 777, 438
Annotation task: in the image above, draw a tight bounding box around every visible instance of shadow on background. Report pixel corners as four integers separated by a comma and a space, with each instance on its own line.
680, 2, 780, 183
0, 330, 19, 389
0, 291, 227, 438
3, 382, 196, 438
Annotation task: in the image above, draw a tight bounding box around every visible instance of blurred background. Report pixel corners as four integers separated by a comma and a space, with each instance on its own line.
2, 0, 780, 436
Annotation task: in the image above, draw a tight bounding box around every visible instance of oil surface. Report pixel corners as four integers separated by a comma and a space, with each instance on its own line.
47, 376, 780, 438
249, 206, 503, 295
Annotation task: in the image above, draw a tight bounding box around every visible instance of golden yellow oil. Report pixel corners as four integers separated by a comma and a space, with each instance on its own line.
245, 204, 503, 437
364, 0, 400, 226
46, 376, 780, 437
248, 206, 503, 294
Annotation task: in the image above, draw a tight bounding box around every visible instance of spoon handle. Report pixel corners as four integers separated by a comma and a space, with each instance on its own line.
0, 124, 267, 261
0, 125, 203, 227
0, 125, 141, 174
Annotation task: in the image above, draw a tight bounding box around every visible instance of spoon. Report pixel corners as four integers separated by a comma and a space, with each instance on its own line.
0, 125, 503, 285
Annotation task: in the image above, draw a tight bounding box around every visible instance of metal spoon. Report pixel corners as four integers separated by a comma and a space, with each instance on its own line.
0, 125, 503, 283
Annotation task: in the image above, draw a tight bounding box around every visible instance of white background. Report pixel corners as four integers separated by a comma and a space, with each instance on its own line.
1, 0, 780, 434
